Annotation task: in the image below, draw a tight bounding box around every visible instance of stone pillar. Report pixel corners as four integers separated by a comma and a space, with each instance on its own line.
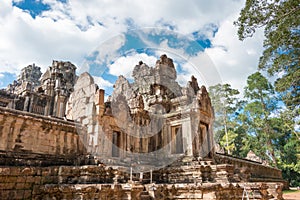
127, 134, 131, 153
206, 125, 211, 158
144, 137, 148, 153
208, 124, 214, 159
98, 89, 105, 105
119, 131, 124, 157
28, 94, 34, 113
44, 97, 51, 116
97, 89, 106, 117
53, 94, 67, 118
183, 118, 193, 156
49, 82, 55, 116
58, 95, 67, 118
53, 93, 58, 116
163, 125, 169, 154
23, 96, 30, 112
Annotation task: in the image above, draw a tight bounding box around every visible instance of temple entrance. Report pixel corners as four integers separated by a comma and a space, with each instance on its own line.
171, 125, 183, 154
199, 123, 211, 158
192, 123, 212, 158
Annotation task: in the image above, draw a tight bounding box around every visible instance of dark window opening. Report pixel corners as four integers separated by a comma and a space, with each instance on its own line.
112, 131, 120, 157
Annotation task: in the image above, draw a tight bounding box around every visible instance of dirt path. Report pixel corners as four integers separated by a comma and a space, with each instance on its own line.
283, 190, 300, 200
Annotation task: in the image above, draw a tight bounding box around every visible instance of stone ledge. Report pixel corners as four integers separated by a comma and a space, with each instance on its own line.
0, 106, 80, 128
0, 150, 81, 166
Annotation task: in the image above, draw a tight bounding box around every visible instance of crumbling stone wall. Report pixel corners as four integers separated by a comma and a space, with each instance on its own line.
6, 63, 42, 97
66, 72, 104, 155
0, 165, 116, 200
0, 107, 85, 166
1, 61, 77, 118
215, 153, 282, 181
0, 165, 283, 200
0, 166, 59, 199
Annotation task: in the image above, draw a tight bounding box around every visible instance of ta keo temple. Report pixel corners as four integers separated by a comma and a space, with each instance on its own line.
0, 55, 285, 199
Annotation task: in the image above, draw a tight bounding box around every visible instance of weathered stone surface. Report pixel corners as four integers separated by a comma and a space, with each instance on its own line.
99, 54, 213, 162
0, 165, 284, 200
66, 72, 96, 120
1, 60, 78, 117
66, 72, 104, 154
215, 153, 283, 181
246, 150, 266, 164
0, 107, 86, 166
6, 63, 42, 96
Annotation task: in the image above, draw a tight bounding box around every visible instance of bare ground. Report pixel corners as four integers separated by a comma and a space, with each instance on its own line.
283, 190, 300, 200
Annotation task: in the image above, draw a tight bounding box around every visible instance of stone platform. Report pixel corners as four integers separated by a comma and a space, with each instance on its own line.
0, 157, 284, 200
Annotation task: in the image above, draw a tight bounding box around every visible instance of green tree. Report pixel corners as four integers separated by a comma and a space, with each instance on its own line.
235, 0, 300, 114
235, 0, 299, 184
273, 110, 300, 186
232, 111, 251, 158
243, 72, 279, 167
209, 83, 241, 155
281, 137, 300, 186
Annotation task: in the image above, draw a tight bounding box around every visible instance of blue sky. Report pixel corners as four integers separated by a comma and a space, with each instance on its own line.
12, 0, 51, 18
0, 0, 265, 95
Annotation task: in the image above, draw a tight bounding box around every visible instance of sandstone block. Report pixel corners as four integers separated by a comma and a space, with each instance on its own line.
21, 167, 35, 176
16, 176, 26, 183
0, 190, 10, 199
15, 182, 33, 190
0, 167, 10, 175
10, 167, 20, 175
23, 190, 32, 199
0, 182, 15, 190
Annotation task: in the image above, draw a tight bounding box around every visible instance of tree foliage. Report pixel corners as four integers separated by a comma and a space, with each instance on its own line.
243, 72, 279, 166
234, 1, 300, 185
209, 72, 299, 185
209, 84, 241, 154
234, 0, 300, 113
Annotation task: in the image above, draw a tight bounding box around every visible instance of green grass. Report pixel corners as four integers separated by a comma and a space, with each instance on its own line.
283, 190, 300, 194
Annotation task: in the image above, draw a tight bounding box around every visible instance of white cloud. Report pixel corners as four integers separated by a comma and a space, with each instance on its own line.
12, 0, 23, 3
205, 15, 264, 93
132, 12, 264, 94
78, 34, 126, 75
0, 0, 266, 95
0, 0, 127, 75
0, 73, 5, 88
182, 52, 221, 87
109, 53, 157, 79
92, 76, 113, 89
60, 0, 244, 35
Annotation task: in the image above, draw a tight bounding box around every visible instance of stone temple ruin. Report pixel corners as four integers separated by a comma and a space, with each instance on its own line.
0, 55, 285, 199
